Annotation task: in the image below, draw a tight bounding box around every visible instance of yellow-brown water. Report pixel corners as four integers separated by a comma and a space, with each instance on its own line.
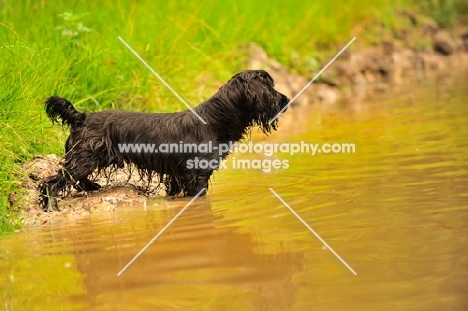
1, 75, 468, 310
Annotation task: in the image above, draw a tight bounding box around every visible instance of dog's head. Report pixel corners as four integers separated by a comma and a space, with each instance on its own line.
222, 70, 290, 134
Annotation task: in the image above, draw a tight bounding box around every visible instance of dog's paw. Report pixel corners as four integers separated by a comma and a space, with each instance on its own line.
75, 179, 101, 192
42, 197, 59, 212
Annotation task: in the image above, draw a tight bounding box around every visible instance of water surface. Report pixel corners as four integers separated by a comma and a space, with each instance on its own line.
1, 74, 468, 310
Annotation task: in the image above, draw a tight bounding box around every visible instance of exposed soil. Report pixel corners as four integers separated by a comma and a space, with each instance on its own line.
21, 155, 164, 226
247, 19, 468, 110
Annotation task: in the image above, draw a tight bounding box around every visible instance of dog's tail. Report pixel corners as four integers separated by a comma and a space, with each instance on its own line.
44, 96, 85, 127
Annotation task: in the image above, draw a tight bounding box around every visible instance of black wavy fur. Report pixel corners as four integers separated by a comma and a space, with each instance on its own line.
39, 70, 289, 211
44, 96, 86, 127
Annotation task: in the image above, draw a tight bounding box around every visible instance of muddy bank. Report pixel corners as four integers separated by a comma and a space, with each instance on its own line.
21, 155, 164, 226
247, 11, 468, 109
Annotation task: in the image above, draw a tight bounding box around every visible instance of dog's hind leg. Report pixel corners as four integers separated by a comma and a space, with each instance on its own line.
39, 174, 63, 212
41, 151, 100, 211
40, 170, 73, 212
65, 137, 101, 192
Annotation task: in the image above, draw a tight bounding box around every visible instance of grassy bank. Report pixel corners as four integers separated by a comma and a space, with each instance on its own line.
0, 0, 463, 233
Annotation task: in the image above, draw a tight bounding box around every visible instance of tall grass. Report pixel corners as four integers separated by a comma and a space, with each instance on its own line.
0, 0, 452, 232
418, 0, 468, 27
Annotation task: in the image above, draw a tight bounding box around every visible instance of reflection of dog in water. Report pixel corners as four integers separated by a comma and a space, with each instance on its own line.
40, 70, 289, 211
74, 200, 304, 309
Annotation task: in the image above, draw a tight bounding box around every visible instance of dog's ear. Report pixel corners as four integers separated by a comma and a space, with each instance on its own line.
244, 74, 282, 134
224, 70, 287, 135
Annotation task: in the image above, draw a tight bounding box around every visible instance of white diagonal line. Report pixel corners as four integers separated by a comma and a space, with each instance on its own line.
117, 188, 206, 276
269, 188, 357, 275
118, 36, 207, 124
269, 37, 356, 124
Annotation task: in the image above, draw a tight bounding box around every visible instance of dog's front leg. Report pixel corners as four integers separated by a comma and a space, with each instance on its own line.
165, 176, 182, 196
185, 172, 211, 197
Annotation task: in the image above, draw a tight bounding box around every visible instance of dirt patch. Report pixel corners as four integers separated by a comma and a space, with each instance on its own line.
21, 154, 165, 226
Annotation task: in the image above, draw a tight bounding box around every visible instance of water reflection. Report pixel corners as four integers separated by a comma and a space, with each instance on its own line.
0, 199, 305, 310
77, 199, 304, 310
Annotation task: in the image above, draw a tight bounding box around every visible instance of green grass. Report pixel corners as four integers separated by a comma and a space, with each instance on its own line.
0, 0, 460, 233
418, 0, 468, 27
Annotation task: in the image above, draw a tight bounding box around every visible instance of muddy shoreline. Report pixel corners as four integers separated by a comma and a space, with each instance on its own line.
21, 155, 164, 226
20, 11, 468, 225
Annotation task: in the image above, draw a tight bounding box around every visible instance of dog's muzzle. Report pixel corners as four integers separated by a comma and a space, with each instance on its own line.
280, 94, 290, 112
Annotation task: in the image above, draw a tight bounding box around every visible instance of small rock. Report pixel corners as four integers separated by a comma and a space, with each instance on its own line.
315, 85, 338, 105
453, 37, 464, 53
364, 70, 377, 84
89, 202, 115, 213
248, 42, 269, 63
433, 29, 455, 56
26, 154, 60, 181
102, 196, 119, 204
462, 34, 468, 52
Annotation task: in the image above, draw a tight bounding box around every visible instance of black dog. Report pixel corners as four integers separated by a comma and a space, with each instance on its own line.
39, 70, 289, 211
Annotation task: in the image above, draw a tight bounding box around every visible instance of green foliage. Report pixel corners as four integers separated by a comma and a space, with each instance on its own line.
417, 0, 468, 27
